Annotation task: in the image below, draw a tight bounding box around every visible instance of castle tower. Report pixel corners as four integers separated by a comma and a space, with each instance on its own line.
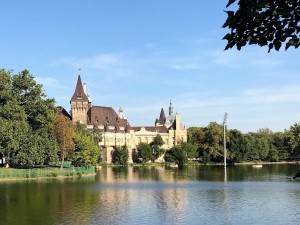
70, 74, 90, 124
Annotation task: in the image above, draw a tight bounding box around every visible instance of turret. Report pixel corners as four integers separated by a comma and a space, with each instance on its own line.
70, 74, 90, 124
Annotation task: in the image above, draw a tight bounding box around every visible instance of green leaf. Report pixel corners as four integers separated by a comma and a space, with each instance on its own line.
226, 0, 237, 8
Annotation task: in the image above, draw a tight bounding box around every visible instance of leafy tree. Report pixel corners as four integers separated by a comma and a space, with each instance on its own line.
0, 100, 28, 166
74, 121, 103, 163
0, 69, 58, 166
244, 134, 260, 161
54, 114, 75, 167
164, 143, 188, 166
228, 129, 247, 162
181, 142, 198, 159
188, 127, 205, 147
71, 133, 99, 166
203, 122, 225, 161
150, 134, 165, 162
288, 123, 300, 158
137, 142, 152, 163
272, 130, 294, 160
152, 134, 164, 146
112, 145, 129, 165
188, 127, 207, 161
223, 0, 300, 51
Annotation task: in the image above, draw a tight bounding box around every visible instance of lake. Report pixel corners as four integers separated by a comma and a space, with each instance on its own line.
0, 164, 300, 225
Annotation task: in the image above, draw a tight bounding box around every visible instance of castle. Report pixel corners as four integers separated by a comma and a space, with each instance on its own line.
70, 74, 187, 163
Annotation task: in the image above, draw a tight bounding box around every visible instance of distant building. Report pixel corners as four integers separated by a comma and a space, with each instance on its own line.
70, 74, 187, 163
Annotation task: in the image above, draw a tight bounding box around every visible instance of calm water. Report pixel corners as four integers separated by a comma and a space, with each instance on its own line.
0, 164, 300, 225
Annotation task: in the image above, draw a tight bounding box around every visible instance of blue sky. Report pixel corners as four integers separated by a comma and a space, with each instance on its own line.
1, 0, 300, 133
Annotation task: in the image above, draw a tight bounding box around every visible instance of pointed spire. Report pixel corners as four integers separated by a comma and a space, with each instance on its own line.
158, 108, 166, 124
169, 99, 173, 116
71, 74, 89, 102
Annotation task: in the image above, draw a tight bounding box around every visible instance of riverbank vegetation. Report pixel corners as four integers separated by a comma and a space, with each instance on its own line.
0, 69, 101, 169
1, 69, 300, 170
188, 123, 300, 164
0, 166, 95, 180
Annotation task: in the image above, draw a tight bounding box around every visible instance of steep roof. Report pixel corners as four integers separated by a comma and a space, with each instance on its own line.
88, 106, 130, 132
158, 108, 166, 124
71, 75, 89, 102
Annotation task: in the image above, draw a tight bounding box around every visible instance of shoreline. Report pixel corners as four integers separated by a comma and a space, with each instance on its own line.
0, 173, 97, 182
0, 161, 297, 182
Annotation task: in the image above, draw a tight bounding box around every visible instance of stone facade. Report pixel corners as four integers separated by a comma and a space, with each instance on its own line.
70, 74, 187, 163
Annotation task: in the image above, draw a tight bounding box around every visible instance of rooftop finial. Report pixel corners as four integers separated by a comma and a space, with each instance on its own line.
78, 68, 82, 76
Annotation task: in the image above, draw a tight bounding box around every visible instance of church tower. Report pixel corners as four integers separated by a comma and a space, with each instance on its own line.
70, 74, 90, 124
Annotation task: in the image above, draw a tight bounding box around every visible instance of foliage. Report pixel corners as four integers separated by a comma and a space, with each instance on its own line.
188, 123, 228, 163
137, 142, 152, 163
223, 0, 300, 51
187, 123, 297, 163
151, 134, 164, 147
150, 134, 165, 162
164, 143, 188, 166
272, 131, 292, 160
71, 133, 99, 166
112, 146, 129, 165
203, 122, 225, 160
73, 121, 103, 163
54, 114, 75, 167
0, 69, 59, 166
288, 123, 300, 158
181, 142, 198, 159
228, 129, 247, 162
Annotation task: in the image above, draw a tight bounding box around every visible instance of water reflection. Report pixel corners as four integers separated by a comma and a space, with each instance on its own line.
1, 164, 300, 225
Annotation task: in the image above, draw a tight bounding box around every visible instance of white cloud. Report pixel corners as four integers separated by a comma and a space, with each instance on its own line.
59, 53, 120, 69
36, 76, 70, 90
211, 49, 283, 68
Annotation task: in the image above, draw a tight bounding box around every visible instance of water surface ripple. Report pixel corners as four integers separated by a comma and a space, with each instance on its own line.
1, 164, 300, 225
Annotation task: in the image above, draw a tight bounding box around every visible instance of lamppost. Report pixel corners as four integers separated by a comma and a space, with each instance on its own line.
223, 112, 228, 168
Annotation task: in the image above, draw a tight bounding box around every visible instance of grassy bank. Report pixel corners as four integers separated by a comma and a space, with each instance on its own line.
0, 166, 96, 180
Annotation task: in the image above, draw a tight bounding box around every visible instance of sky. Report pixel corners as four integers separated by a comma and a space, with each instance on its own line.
1, 0, 300, 133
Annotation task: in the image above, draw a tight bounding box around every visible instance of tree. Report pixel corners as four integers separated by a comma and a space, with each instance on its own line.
181, 142, 198, 159
112, 146, 129, 165
73, 122, 103, 164
137, 142, 152, 163
164, 143, 188, 166
71, 133, 99, 166
150, 134, 165, 162
272, 131, 293, 160
54, 114, 75, 167
0, 69, 59, 167
203, 122, 225, 161
223, 0, 300, 51
288, 123, 300, 158
228, 129, 247, 162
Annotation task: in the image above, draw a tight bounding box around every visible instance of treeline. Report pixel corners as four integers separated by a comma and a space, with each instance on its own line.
2, 69, 300, 168
188, 122, 300, 163
0, 69, 101, 168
